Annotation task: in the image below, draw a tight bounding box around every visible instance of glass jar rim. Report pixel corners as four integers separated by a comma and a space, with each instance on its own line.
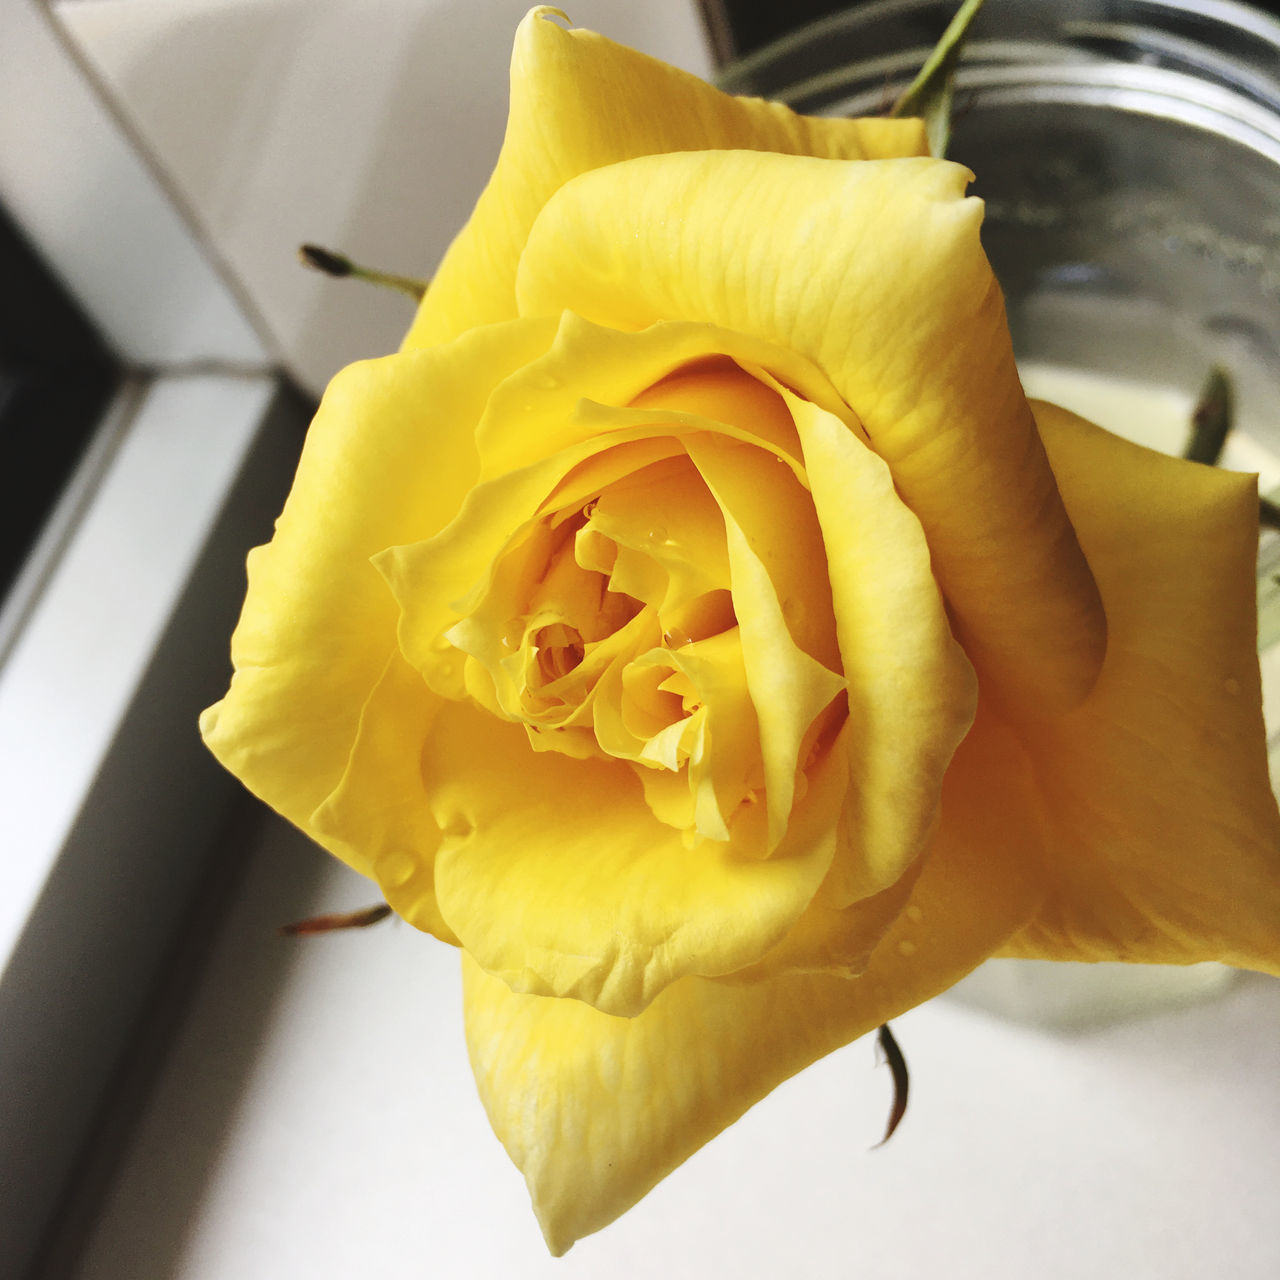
715, 0, 1280, 164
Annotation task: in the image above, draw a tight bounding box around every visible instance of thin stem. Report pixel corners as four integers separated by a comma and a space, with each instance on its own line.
299, 244, 428, 301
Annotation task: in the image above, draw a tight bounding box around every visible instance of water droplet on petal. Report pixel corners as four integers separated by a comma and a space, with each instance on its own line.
501, 618, 524, 651
905, 905, 924, 925
647, 525, 668, 545
897, 939, 918, 958
439, 812, 474, 839
379, 850, 418, 889
781, 597, 807, 630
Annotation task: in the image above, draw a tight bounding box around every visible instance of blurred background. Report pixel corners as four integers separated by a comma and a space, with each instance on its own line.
2, 3, 1278, 1278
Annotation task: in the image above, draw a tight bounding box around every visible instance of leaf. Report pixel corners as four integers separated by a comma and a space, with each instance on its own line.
890, 0, 987, 158
1183, 364, 1233, 466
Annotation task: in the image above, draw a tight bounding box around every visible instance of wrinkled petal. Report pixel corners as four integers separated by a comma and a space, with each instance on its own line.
792, 392, 978, 906
462, 707, 1043, 1254
999, 402, 1280, 973
516, 150, 1106, 714
200, 317, 557, 866
404, 7, 928, 348
427, 697, 846, 1017
474, 312, 825, 483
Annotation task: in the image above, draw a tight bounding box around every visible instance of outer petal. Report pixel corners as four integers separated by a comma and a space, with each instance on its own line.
427, 698, 846, 1018
516, 150, 1107, 715
199, 316, 557, 867
404, 8, 928, 348
462, 706, 1044, 1254
309, 650, 456, 944
1000, 402, 1280, 973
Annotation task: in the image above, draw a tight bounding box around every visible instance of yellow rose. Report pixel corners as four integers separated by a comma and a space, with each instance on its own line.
201, 7, 1280, 1254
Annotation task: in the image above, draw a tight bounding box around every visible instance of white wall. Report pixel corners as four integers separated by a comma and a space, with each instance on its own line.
50, 0, 713, 393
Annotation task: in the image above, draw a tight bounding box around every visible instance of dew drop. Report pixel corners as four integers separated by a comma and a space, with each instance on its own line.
647, 525, 668, 545
530, 370, 561, 391
781, 597, 807, 630
904, 905, 924, 925
439, 812, 474, 839
379, 850, 417, 889
501, 617, 525, 651
897, 939, 918, 958
663, 625, 693, 649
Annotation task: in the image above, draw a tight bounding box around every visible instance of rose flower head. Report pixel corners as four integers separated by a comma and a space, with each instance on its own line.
201, 5, 1280, 1255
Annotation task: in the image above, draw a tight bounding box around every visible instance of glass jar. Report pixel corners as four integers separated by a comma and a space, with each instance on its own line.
718, 0, 1280, 1027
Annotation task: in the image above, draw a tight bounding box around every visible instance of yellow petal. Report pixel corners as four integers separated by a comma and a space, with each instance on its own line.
462, 706, 1043, 1254
309, 651, 456, 943
648, 628, 764, 842
473, 312, 814, 484
684, 433, 846, 848
791, 392, 977, 906
578, 453, 731, 613
426, 697, 844, 1017
200, 317, 556, 863
715, 724, 926, 984
1000, 402, 1280, 973
380, 321, 833, 713
404, 8, 927, 349
516, 150, 1106, 714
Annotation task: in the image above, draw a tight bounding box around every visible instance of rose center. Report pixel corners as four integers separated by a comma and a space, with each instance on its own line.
531, 622, 586, 683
